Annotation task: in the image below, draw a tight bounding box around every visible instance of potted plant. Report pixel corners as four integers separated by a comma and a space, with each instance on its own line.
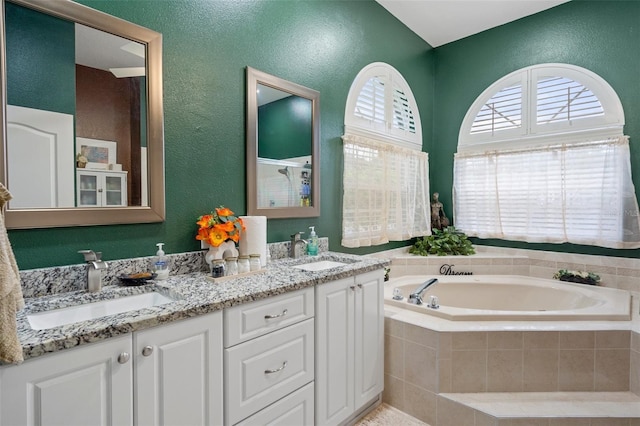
409, 226, 475, 256
553, 269, 600, 286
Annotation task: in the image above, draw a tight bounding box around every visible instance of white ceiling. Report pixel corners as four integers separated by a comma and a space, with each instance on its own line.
375, 0, 570, 47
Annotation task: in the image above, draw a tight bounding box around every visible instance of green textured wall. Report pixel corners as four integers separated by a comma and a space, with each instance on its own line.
8, 0, 434, 269
258, 96, 312, 159
431, 0, 640, 258
5, 2, 75, 113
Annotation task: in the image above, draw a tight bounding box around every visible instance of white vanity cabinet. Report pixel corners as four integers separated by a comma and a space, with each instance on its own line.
0, 334, 133, 426
134, 310, 223, 426
223, 287, 315, 426
315, 270, 385, 426
0, 311, 223, 426
76, 169, 128, 207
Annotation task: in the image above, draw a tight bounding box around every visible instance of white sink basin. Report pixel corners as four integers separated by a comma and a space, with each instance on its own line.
292, 260, 347, 272
27, 292, 174, 330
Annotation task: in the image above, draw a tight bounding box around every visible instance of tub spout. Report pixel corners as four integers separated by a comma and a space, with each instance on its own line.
408, 278, 438, 305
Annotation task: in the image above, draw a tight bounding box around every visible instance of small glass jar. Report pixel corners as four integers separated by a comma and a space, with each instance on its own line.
237, 255, 250, 274
249, 254, 261, 271
211, 259, 225, 278
225, 256, 238, 276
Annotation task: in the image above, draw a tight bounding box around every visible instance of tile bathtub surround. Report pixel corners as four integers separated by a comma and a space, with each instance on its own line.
19, 238, 329, 298
383, 317, 633, 419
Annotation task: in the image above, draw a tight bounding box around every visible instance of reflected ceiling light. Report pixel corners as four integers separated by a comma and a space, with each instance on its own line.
109, 67, 146, 78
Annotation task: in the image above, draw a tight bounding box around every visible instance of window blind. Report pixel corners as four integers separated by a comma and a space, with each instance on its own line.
453, 136, 640, 248
470, 83, 522, 135
354, 76, 385, 125
537, 76, 604, 125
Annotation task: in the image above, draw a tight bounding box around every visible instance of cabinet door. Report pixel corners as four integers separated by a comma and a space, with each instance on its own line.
134, 311, 223, 426
315, 277, 355, 426
0, 335, 133, 426
78, 172, 99, 206
104, 173, 126, 206
354, 270, 385, 409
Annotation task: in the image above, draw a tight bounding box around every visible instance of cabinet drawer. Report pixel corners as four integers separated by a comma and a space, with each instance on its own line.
224, 287, 314, 347
224, 319, 314, 425
234, 382, 314, 426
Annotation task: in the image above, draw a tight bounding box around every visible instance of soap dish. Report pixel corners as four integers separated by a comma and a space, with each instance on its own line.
118, 272, 157, 286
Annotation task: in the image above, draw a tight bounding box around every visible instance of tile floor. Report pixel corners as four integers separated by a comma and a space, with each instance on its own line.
356, 403, 428, 425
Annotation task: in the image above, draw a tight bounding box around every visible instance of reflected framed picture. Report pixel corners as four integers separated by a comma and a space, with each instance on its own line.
76, 137, 116, 170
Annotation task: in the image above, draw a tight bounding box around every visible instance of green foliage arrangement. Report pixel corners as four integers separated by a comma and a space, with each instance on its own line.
553, 269, 600, 286
409, 226, 476, 256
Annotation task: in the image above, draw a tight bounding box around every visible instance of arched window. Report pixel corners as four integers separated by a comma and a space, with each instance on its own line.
454, 64, 640, 248
345, 62, 422, 150
341, 63, 429, 248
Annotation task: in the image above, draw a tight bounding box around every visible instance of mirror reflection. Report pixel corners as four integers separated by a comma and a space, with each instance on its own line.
5, 2, 147, 210
256, 83, 312, 208
1, 0, 165, 229
246, 67, 320, 219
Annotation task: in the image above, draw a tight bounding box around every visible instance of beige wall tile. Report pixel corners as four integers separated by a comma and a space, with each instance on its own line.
596, 330, 631, 349
594, 349, 630, 391
632, 331, 640, 353
405, 323, 439, 349
404, 341, 438, 392
382, 373, 405, 412
385, 317, 405, 338
475, 412, 499, 426
438, 357, 452, 393
385, 335, 404, 379
525, 331, 559, 350
631, 349, 640, 395
487, 349, 523, 392
558, 349, 595, 391
452, 331, 487, 350
436, 396, 475, 426
403, 383, 437, 426
451, 350, 487, 392
548, 419, 590, 426
489, 331, 524, 350
523, 349, 559, 391
439, 332, 452, 359
559, 331, 595, 349
591, 419, 632, 426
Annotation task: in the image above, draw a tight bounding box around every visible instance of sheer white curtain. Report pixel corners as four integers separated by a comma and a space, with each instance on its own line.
342, 133, 430, 248
453, 136, 640, 249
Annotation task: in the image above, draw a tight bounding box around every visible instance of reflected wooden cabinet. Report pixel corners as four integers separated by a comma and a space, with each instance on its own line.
76, 169, 127, 207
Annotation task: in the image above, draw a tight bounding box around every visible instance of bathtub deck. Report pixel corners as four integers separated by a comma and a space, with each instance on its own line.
439, 391, 640, 425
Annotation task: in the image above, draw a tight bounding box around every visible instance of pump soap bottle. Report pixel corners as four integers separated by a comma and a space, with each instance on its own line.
151, 243, 170, 280
307, 226, 318, 256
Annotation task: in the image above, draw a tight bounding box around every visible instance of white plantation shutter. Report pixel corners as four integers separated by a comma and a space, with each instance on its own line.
470, 82, 522, 135
455, 64, 639, 248
342, 63, 428, 247
345, 62, 422, 150
536, 76, 603, 125
354, 76, 385, 126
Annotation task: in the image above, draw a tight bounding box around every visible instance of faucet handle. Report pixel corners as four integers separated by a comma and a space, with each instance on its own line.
291, 231, 305, 239
78, 250, 97, 262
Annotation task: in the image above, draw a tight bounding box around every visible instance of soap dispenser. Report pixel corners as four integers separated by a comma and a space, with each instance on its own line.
151, 243, 170, 280
307, 226, 318, 256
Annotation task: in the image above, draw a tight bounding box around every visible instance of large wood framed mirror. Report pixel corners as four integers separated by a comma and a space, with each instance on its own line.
0, 0, 165, 229
246, 67, 320, 219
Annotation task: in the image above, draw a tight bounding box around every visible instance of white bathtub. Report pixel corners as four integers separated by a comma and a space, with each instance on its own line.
385, 275, 631, 321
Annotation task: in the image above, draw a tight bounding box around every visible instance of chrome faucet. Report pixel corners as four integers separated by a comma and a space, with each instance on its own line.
289, 232, 308, 259
78, 250, 109, 293
407, 278, 439, 305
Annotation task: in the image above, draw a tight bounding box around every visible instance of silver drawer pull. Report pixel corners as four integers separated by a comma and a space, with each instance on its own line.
264, 309, 288, 320
265, 361, 288, 374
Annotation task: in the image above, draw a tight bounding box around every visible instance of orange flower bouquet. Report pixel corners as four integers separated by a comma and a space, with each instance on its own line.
196, 206, 245, 247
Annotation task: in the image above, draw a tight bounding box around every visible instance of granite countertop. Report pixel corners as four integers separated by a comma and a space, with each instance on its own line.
14, 252, 390, 362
